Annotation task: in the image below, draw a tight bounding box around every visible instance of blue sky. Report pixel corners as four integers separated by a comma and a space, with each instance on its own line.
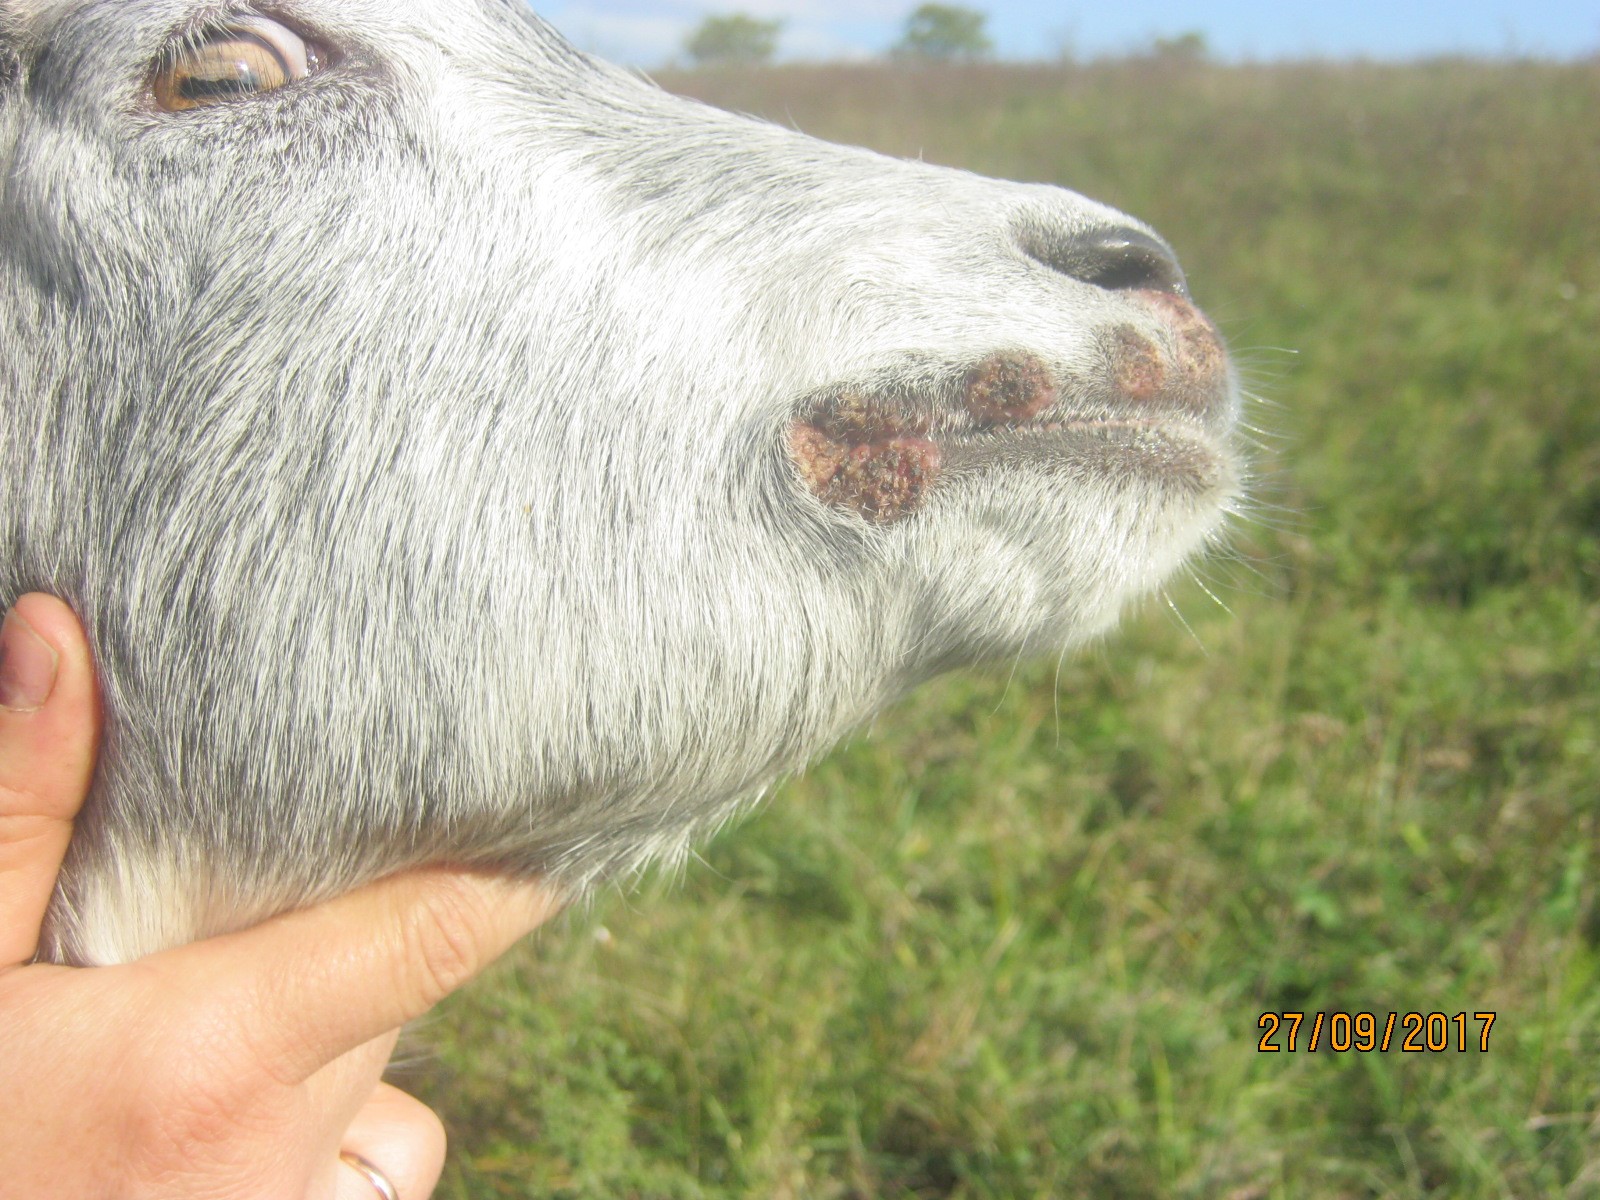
535, 0, 1600, 66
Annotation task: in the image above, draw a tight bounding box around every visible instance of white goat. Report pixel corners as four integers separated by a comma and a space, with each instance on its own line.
0, 0, 1241, 966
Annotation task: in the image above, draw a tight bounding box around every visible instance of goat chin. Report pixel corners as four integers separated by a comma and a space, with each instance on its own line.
0, 1, 1242, 966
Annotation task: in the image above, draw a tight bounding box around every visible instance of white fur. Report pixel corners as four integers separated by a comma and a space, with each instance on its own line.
0, 0, 1241, 964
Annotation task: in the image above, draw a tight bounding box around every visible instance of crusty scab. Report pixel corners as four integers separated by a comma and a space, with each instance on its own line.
1110, 326, 1166, 400
785, 302, 1228, 524
1108, 290, 1228, 411
787, 421, 942, 523
1152, 289, 1227, 383
788, 350, 1056, 523
963, 349, 1055, 425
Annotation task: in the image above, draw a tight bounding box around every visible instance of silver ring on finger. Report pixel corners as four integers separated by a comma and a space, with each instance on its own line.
340, 1149, 400, 1200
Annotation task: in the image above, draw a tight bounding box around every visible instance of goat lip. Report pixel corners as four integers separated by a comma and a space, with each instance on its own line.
938, 414, 1182, 440
932, 413, 1233, 485
785, 341, 1236, 521
933, 411, 1222, 453
792, 400, 1226, 455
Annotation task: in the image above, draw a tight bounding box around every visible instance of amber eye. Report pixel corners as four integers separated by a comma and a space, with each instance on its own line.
152, 15, 322, 112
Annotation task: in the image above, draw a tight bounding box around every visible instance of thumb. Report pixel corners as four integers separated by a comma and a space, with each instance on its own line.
0, 593, 101, 968
152, 868, 563, 1084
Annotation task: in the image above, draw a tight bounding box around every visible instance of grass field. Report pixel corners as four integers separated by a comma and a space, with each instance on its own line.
409, 59, 1600, 1198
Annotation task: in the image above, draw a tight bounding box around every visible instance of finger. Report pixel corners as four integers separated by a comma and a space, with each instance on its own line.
154, 868, 562, 1083
0, 594, 101, 966
291, 1032, 400, 1198
305, 1030, 401, 1132
335, 1083, 447, 1200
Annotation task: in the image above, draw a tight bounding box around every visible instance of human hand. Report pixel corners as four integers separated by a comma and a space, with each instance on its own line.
0, 593, 561, 1199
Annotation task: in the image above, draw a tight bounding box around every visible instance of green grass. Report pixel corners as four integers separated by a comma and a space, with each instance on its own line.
408, 60, 1600, 1198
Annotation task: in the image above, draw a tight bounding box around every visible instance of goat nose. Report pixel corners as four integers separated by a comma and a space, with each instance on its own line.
1018, 223, 1189, 296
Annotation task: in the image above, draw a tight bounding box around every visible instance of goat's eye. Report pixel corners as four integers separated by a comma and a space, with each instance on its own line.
152, 16, 322, 111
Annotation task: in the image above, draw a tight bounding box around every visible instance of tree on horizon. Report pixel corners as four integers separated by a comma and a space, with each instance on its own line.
892, 4, 993, 62
684, 13, 784, 67
1147, 30, 1210, 62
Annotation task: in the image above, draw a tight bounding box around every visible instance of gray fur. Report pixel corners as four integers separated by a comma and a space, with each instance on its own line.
0, 0, 1241, 965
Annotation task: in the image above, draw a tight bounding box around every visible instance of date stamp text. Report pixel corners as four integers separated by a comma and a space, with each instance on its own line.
1257, 1011, 1496, 1053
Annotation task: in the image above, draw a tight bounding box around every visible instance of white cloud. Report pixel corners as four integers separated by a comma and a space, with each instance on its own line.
708, 0, 907, 18
779, 25, 876, 61
552, 9, 691, 64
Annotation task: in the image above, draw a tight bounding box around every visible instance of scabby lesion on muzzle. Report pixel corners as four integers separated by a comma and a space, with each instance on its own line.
786, 350, 1060, 523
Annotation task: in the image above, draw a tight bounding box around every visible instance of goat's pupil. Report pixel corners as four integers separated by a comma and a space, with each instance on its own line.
179, 70, 258, 100
176, 34, 287, 101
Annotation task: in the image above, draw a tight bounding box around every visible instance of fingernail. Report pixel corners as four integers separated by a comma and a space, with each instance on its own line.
0, 609, 59, 711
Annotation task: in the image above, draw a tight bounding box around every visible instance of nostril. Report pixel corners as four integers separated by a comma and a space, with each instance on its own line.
1018, 223, 1189, 296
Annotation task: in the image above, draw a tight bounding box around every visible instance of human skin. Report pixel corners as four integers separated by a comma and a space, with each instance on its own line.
0, 593, 560, 1199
